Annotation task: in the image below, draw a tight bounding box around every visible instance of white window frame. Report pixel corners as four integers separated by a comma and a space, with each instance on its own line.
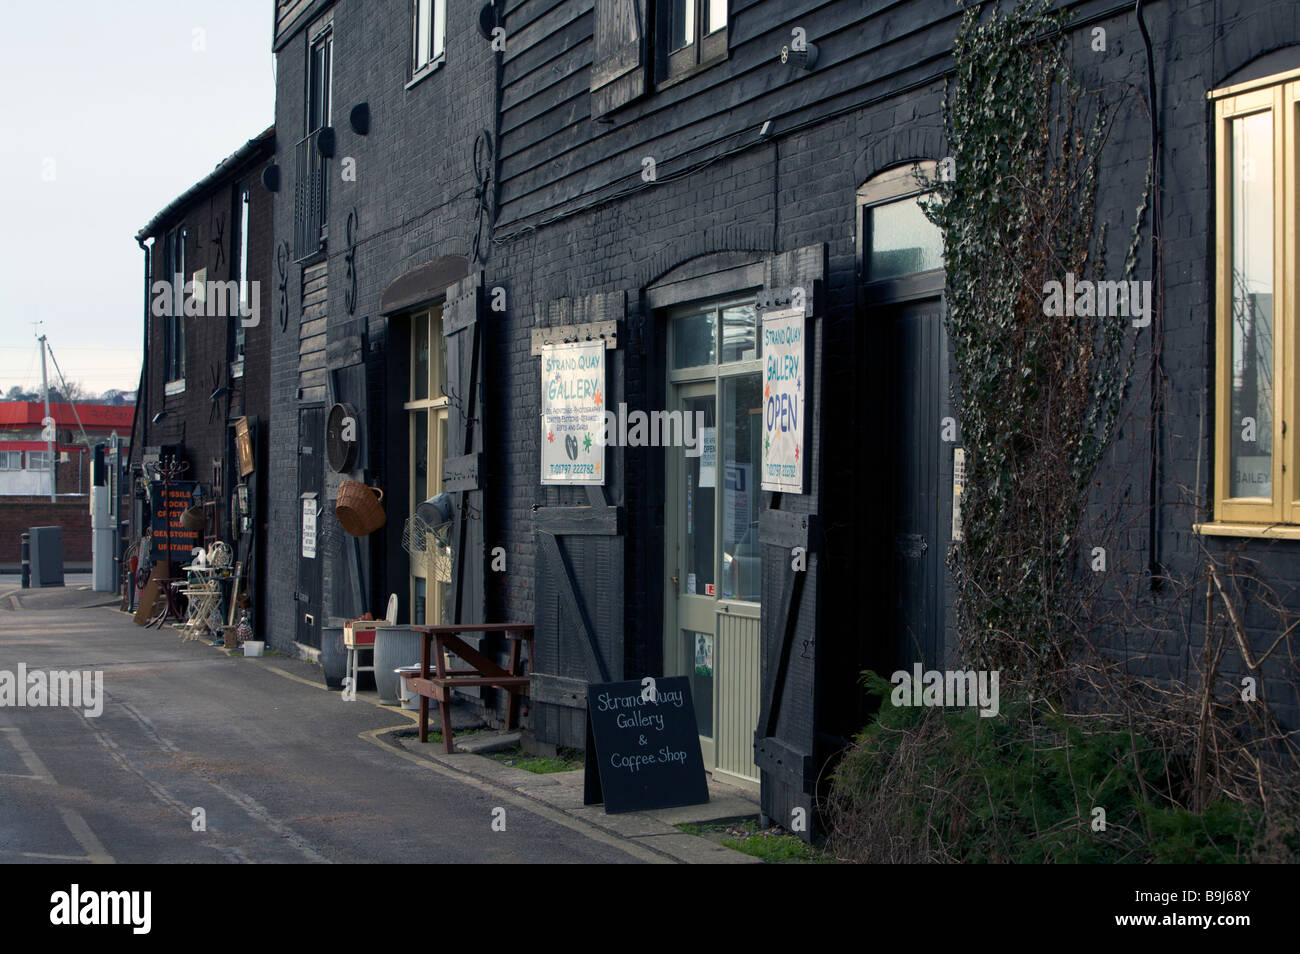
409, 0, 447, 87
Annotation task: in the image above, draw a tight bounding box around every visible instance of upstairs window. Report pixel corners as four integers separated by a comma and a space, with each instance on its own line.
411, 0, 447, 82
660, 0, 728, 84
231, 181, 251, 360
163, 227, 187, 384
296, 15, 332, 260
1205, 68, 1300, 533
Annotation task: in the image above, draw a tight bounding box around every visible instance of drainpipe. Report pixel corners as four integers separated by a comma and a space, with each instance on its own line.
136, 236, 151, 450
1136, 0, 1164, 589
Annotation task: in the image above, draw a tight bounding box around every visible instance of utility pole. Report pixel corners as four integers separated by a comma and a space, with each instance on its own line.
39, 334, 55, 502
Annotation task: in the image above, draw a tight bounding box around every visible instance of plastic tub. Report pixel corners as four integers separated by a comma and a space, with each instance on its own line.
396, 665, 423, 710
242, 640, 265, 658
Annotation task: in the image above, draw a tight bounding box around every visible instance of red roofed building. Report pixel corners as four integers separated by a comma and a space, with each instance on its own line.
0, 402, 135, 497
0, 401, 134, 570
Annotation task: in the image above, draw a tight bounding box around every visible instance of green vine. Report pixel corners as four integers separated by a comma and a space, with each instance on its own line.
922, 0, 1151, 682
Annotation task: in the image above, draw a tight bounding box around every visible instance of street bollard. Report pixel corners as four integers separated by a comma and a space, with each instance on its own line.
20, 532, 30, 588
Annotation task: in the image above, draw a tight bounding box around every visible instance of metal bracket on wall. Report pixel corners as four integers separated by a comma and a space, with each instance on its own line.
529, 320, 618, 356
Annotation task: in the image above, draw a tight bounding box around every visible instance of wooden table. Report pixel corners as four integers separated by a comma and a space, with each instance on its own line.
410, 624, 534, 754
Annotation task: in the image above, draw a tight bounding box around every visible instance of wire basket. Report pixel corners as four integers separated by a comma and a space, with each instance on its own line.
401, 515, 452, 582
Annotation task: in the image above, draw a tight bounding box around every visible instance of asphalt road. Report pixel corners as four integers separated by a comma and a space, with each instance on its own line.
0, 582, 642, 864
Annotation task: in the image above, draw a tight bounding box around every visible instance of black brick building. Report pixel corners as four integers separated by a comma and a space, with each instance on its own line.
131, 127, 275, 639
262, 0, 1300, 838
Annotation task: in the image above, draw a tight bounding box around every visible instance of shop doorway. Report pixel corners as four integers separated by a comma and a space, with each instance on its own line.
858, 161, 955, 671
665, 298, 763, 786
297, 406, 324, 649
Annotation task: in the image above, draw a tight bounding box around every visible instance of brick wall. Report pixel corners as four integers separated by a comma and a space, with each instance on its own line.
0, 497, 92, 565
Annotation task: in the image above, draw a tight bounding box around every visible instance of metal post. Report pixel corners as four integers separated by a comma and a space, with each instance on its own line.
39, 335, 55, 502
20, 533, 30, 588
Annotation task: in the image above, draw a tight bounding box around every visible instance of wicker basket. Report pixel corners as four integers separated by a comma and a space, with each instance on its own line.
181, 505, 205, 531
336, 481, 386, 536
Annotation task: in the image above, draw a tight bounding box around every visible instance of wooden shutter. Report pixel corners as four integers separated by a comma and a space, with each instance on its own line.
531, 291, 627, 748
442, 272, 487, 625
590, 0, 648, 117
754, 245, 826, 842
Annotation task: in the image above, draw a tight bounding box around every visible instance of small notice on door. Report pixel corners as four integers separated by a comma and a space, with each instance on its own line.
540, 340, 606, 485
952, 447, 965, 543
302, 496, 317, 559
699, 427, 716, 487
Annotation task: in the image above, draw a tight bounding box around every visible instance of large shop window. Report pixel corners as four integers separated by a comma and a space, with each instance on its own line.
1204, 70, 1300, 535
406, 307, 450, 623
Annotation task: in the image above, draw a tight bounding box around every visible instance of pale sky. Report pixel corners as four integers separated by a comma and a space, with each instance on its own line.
0, 0, 274, 396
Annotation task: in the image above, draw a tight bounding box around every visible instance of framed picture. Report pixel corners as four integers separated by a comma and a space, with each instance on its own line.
235, 417, 255, 477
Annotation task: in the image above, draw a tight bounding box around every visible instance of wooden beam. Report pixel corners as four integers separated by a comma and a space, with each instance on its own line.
534, 505, 622, 535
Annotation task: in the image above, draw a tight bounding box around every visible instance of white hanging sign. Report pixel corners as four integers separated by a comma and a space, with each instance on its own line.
540, 340, 606, 485
301, 496, 317, 559
761, 308, 806, 493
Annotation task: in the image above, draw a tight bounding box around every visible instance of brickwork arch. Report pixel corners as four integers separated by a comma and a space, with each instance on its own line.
1214, 10, 1300, 88
855, 124, 947, 189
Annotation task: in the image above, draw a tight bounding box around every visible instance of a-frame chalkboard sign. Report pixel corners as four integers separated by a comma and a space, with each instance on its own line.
584, 677, 710, 814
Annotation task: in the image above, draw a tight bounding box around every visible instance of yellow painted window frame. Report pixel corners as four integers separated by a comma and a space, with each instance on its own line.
405, 307, 449, 623
1202, 76, 1299, 534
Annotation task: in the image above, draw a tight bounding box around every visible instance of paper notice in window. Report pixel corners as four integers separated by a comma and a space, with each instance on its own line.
699, 427, 716, 487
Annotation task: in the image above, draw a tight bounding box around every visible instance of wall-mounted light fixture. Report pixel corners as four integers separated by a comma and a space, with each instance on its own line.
349, 103, 370, 136
316, 126, 336, 158
477, 2, 499, 40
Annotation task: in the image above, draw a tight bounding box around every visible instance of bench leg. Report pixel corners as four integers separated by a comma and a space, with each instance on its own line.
505, 638, 521, 731
419, 636, 430, 744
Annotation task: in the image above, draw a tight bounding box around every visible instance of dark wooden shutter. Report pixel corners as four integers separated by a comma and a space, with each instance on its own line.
443, 272, 487, 625
590, 0, 648, 118
755, 244, 826, 842
531, 291, 627, 748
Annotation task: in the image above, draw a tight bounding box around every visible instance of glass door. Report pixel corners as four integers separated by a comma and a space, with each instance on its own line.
670, 383, 717, 768
666, 298, 762, 781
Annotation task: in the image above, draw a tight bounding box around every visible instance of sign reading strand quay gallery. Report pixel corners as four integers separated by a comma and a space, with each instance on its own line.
584, 677, 709, 814
761, 308, 806, 493
540, 340, 606, 485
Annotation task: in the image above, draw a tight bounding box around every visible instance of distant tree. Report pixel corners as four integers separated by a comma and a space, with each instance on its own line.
46, 380, 87, 403
4, 385, 38, 401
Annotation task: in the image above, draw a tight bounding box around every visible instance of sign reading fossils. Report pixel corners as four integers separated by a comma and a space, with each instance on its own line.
583, 677, 709, 814
149, 480, 201, 558
540, 340, 606, 485
761, 307, 806, 492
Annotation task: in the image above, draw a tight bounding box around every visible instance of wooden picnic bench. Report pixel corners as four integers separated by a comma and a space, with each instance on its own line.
410, 624, 534, 754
